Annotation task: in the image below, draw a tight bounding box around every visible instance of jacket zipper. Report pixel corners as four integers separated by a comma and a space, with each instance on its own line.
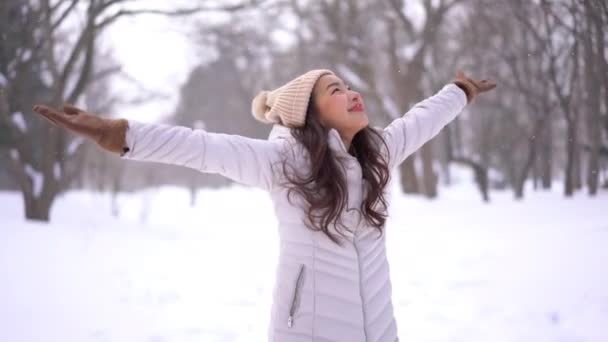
353, 239, 368, 341
287, 263, 305, 328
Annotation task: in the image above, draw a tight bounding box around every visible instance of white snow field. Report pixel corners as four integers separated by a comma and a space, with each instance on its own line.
1, 171, 607, 342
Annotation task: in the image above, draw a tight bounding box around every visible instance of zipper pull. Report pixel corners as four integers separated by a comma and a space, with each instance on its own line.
287, 315, 293, 328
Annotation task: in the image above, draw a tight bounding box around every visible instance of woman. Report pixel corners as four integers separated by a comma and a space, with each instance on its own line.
33, 69, 496, 342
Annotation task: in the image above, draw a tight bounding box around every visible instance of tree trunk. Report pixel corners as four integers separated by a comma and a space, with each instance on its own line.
514, 139, 542, 199
564, 123, 578, 196
111, 175, 121, 217
444, 124, 489, 201
532, 151, 539, 190
23, 191, 53, 221
399, 157, 419, 194
452, 156, 489, 202
442, 126, 453, 186
573, 139, 583, 191
514, 178, 525, 199
421, 142, 438, 198
583, 0, 602, 195
9, 149, 58, 221
190, 184, 197, 207
541, 120, 553, 189
514, 111, 550, 198
514, 142, 535, 200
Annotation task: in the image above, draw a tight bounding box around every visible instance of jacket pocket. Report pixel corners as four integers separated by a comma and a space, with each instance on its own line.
287, 263, 305, 328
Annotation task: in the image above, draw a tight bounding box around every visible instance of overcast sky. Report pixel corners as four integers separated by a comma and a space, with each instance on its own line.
102, 10, 199, 123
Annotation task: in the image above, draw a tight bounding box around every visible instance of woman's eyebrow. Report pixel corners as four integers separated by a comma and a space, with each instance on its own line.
326, 82, 340, 91
326, 81, 347, 91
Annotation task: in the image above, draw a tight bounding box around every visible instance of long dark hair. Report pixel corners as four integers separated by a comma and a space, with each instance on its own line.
280, 92, 391, 246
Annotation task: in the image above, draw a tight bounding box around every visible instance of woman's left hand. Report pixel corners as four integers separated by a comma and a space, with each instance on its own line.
453, 70, 496, 104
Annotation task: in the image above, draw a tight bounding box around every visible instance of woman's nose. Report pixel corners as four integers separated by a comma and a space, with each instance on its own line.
350, 91, 360, 102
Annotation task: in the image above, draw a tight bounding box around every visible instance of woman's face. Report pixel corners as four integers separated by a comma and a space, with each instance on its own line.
312, 74, 368, 139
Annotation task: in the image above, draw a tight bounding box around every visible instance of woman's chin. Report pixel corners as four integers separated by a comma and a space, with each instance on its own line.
357, 114, 369, 127
354, 118, 369, 132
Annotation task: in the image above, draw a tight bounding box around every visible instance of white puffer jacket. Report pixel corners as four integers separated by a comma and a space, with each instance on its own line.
122, 83, 467, 342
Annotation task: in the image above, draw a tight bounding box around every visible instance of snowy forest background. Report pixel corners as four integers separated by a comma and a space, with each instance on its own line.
1, 0, 607, 341
0, 0, 606, 221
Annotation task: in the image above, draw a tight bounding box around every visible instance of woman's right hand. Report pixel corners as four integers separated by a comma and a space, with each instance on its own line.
33, 104, 130, 155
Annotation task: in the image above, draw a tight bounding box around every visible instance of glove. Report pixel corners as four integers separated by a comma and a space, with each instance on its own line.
33, 104, 130, 156
453, 70, 496, 104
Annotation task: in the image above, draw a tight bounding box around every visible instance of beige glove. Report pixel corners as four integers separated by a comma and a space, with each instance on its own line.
33, 104, 130, 156
453, 70, 497, 104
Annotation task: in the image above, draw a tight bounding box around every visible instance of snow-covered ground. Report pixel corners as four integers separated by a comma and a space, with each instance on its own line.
1, 173, 607, 342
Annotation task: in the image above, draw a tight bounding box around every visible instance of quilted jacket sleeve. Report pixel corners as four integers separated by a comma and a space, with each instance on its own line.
121, 121, 284, 191
382, 83, 468, 169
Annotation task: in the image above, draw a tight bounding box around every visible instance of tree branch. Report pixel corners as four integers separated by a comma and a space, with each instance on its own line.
388, 0, 415, 36
51, 0, 79, 31
96, 1, 266, 29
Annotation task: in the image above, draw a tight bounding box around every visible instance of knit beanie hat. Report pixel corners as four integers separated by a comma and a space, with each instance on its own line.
251, 69, 334, 128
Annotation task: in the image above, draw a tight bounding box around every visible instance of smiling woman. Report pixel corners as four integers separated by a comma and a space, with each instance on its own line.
33, 68, 495, 342
312, 73, 370, 149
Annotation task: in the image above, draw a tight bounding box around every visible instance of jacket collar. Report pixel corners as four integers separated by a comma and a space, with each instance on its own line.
268, 123, 291, 140
269, 124, 351, 156
327, 128, 350, 155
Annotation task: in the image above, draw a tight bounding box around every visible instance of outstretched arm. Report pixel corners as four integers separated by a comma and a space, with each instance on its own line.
123, 121, 283, 190
32, 104, 283, 191
382, 84, 467, 168
382, 71, 496, 169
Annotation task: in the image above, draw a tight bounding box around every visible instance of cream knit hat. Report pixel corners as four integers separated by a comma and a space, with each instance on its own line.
251, 69, 334, 128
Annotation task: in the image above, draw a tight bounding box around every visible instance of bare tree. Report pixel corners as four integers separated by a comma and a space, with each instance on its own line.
385, 0, 464, 198
581, 0, 607, 195
533, 0, 584, 196
0, 0, 262, 221
477, 0, 558, 198
458, 0, 606, 198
